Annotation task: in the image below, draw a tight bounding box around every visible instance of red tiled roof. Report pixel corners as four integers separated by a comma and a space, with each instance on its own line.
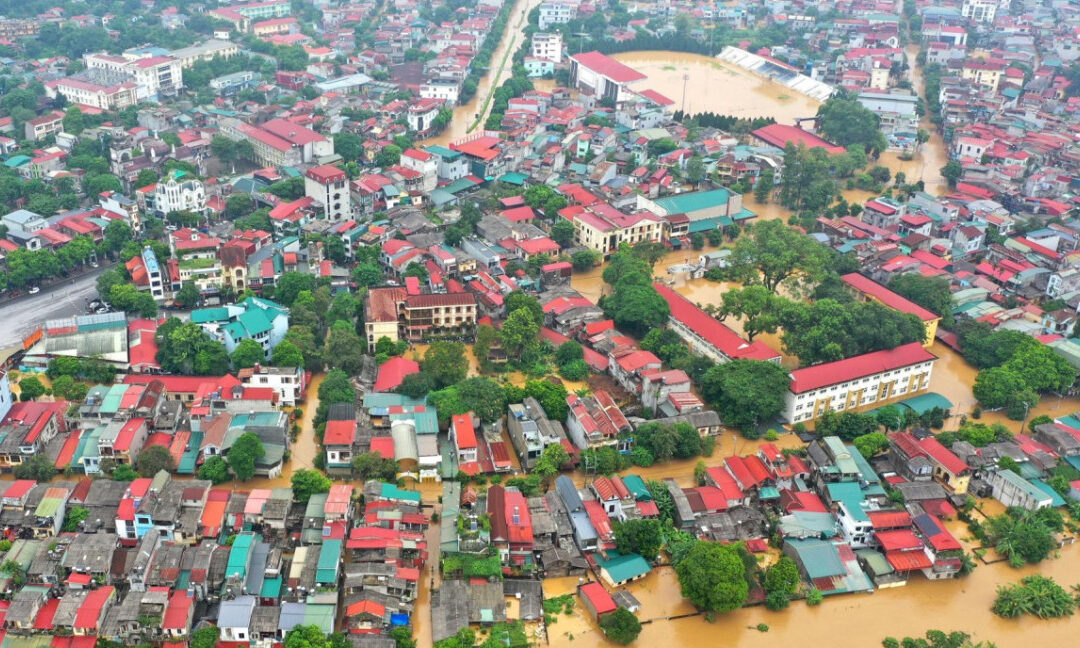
885, 549, 933, 571
653, 284, 780, 361
841, 273, 938, 321
73, 587, 114, 630
867, 510, 913, 529
752, 123, 846, 154
370, 436, 395, 459
789, 342, 936, 393
374, 356, 420, 392
323, 419, 357, 446
875, 529, 924, 551
571, 51, 647, 83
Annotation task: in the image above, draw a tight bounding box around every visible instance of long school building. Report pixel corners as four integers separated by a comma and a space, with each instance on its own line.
784, 342, 937, 423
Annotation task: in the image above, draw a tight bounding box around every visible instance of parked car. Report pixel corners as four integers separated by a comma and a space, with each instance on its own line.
28, 286, 40, 294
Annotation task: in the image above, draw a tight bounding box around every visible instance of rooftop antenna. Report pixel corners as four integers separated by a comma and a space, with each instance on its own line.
681, 73, 690, 115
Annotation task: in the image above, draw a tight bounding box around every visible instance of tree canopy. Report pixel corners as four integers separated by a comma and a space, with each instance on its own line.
227, 432, 265, 481
717, 220, 829, 292
291, 469, 332, 503
816, 93, 888, 154
674, 541, 749, 613
701, 360, 791, 433
135, 445, 176, 478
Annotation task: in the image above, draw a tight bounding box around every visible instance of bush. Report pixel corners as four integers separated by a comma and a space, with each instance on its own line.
805, 587, 823, 606
993, 575, 1075, 619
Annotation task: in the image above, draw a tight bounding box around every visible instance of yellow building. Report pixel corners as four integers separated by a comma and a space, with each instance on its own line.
961, 60, 1004, 92
841, 273, 940, 346
568, 203, 665, 258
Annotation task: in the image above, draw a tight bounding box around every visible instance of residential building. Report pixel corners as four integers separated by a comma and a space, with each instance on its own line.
191, 296, 289, 356
531, 32, 562, 63
419, 79, 461, 105
84, 51, 184, 100
565, 391, 631, 450
539, 0, 578, 30
364, 287, 405, 352
987, 469, 1054, 510
450, 413, 478, 474
238, 365, 306, 406
304, 165, 351, 221
24, 111, 64, 142
784, 343, 937, 423
962, 0, 998, 23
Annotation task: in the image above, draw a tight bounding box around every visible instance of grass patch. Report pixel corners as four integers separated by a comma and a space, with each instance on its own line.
662, 65, 677, 71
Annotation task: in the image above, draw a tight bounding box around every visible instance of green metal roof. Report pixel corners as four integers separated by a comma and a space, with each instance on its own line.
316, 539, 342, 584
178, 431, 203, 474
758, 486, 781, 500
622, 475, 651, 501
896, 392, 953, 414
302, 604, 335, 633
785, 538, 844, 579
260, 575, 282, 598
498, 172, 528, 186
191, 307, 230, 323
225, 532, 255, 581
654, 188, 734, 214
826, 481, 883, 522
380, 483, 421, 504
597, 553, 651, 583
34, 495, 63, 518
1029, 479, 1066, 507
994, 469, 1048, 502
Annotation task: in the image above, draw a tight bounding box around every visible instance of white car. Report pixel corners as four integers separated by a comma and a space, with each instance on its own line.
28, 286, 40, 294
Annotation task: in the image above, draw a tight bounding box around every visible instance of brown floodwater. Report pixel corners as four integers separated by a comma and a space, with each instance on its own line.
419, 0, 543, 147
610, 51, 822, 124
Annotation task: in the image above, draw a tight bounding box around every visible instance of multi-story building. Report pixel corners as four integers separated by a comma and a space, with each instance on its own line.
961, 60, 1004, 92
45, 78, 138, 110
364, 287, 405, 351
0, 18, 41, 39
419, 79, 461, 105
169, 40, 240, 69
962, 0, 998, 23
191, 296, 289, 356
531, 31, 563, 63
399, 149, 438, 193
784, 342, 937, 423
24, 111, 64, 142
538, 0, 578, 29
401, 292, 477, 341
84, 52, 184, 100
220, 118, 332, 167
126, 245, 167, 301
304, 165, 351, 221
406, 98, 445, 134
840, 273, 939, 346
142, 172, 207, 216
856, 91, 920, 142
238, 365, 307, 406
564, 202, 664, 258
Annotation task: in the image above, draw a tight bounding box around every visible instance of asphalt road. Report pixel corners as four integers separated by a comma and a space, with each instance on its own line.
0, 265, 110, 349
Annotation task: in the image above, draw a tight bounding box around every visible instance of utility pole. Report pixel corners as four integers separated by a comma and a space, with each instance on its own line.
681, 73, 689, 115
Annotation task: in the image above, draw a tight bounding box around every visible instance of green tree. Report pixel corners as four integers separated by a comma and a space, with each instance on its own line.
191, 627, 220, 648
753, 169, 775, 203
231, 338, 266, 369
571, 249, 601, 271
225, 193, 254, 218
333, 132, 363, 162
352, 263, 384, 287
941, 161, 963, 187
284, 326, 323, 371
198, 456, 230, 484
51, 375, 88, 402
273, 272, 318, 306
500, 307, 541, 362
272, 341, 305, 368
817, 93, 887, 154
455, 377, 507, 422
291, 468, 332, 503
701, 360, 790, 432
888, 274, 955, 328
674, 541, 749, 613
550, 219, 575, 247
174, 281, 201, 309
422, 341, 469, 388
324, 320, 365, 375
716, 285, 783, 341
600, 607, 642, 645
227, 432, 265, 481
397, 373, 435, 399
718, 219, 829, 291
17, 376, 45, 401
353, 452, 399, 481
13, 454, 56, 481
763, 556, 800, 606
853, 432, 890, 459
135, 445, 176, 477
62, 505, 89, 532
973, 367, 1027, 410
613, 518, 662, 561
376, 144, 402, 167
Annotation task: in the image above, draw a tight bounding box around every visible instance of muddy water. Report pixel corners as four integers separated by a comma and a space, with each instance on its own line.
419, 0, 543, 147
240, 371, 325, 489
610, 51, 822, 124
